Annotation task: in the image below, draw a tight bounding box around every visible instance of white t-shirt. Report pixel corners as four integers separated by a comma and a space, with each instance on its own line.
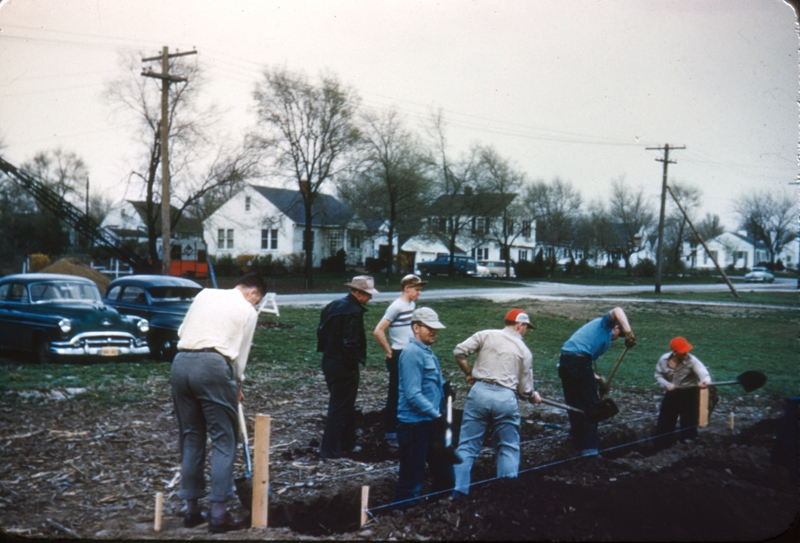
381, 297, 415, 350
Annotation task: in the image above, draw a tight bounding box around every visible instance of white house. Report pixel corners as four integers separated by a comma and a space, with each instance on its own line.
203, 185, 382, 267
101, 200, 205, 260
693, 232, 797, 270
400, 191, 537, 268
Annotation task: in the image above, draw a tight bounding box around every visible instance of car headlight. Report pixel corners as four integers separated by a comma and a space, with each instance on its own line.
137, 319, 150, 334
58, 318, 72, 334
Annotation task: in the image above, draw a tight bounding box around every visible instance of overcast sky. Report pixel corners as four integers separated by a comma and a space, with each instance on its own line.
0, 0, 797, 230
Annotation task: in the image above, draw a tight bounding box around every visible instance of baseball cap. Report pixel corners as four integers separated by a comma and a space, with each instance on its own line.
505, 308, 536, 329
412, 307, 446, 329
401, 274, 428, 288
669, 337, 693, 354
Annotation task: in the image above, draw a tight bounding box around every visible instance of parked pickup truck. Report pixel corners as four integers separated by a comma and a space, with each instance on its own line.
416, 254, 479, 277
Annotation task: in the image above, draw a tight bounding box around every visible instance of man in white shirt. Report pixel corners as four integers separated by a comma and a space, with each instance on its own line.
451, 309, 541, 497
373, 274, 427, 448
171, 273, 266, 533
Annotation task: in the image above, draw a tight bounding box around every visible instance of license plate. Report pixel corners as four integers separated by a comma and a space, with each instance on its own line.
101, 347, 119, 357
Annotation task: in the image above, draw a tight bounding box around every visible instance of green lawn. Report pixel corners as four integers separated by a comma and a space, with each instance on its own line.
2, 296, 796, 405
609, 290, 797, 307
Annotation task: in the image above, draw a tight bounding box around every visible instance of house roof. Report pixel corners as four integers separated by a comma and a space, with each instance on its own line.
250, 185, 354, 227
128, 201, 202, 235
429, 192, 516, 215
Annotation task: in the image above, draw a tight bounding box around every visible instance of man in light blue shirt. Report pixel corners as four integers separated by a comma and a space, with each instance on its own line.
558, 307, 636, 458
393, 307, 454, 510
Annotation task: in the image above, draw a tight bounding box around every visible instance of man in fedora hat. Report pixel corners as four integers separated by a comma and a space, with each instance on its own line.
373, 274, 428, 448
451, 309, 541, 498
317, 276, 379, 459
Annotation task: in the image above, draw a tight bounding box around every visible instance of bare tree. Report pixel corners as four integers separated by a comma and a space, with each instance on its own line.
105, 51, 255, 266
338, 109, 432, 277
524, 177, 582, 266
251, 68, 361, 288
424, 112, 485, 276
663, 182, 701, 273
735, 189, 796, 266
603, 177, 655, 276
21, 148, 88, 203
473, 145, 530, 278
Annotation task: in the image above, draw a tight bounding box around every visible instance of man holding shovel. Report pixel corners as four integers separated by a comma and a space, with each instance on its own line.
170, 272, 266, 533
558, 307, 635, 459
451, 309, 541, 498
653, 336, 711, 447
393, 307, 454, 510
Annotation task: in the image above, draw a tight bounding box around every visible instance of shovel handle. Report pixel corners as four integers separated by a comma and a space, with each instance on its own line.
605, 346, 629, 389
675, 380, 736, 389
540, 397, 586, 415
237, 403, 252, 475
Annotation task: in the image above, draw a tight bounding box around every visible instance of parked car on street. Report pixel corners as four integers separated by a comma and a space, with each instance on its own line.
416, 254, 479, 277
103, 275, 203, 360
0, 273, 150, 364
744, 266, 775, 283
478, 260, 516, 278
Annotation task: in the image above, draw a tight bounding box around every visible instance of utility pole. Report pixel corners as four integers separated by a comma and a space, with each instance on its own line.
142, 46, 197, 275
647, 143, 685, 293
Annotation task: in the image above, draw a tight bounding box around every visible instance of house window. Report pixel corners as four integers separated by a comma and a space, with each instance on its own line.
328, 230, 344, 255
245, 196, 251, 211
704, 250, 717, 265
522, 220, 532, 238
472, 217, 490, 234
518, 249, 528, 262
437, 217, 449, 233
349, 233, 361, 250
261, 229, 278, 250
473, 247, 488, 260
218, 229, 225, 248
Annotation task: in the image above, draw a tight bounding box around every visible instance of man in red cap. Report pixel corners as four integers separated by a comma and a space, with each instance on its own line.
451, 309, 542, 497
653, 336, 711, 447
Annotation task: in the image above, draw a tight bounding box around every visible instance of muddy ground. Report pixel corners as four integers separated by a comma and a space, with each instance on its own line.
1, 360, 797, 542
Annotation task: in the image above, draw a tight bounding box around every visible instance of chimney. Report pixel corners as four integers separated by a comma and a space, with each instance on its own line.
300, 179, 310, 197
464, 185, 473, 196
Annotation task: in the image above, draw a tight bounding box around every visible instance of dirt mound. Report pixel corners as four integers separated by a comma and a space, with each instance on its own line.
40, 258, 110, 290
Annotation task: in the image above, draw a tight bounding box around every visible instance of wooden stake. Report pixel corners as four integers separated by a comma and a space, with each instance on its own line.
360, 485, 370, 527
252, 414, 271, 528
698, 388, 709, 428
154, 492, 163, 532
729, 412, 735, 430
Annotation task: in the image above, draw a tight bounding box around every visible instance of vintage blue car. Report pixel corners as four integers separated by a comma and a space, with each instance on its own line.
0, 273, 151, 364
103, 275, 203, 360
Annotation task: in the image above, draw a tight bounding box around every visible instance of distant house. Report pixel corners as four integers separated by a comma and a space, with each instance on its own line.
401, 191, 536, 269
202, 185, 384, 267
692, 232, 796, 270
100, 200, 205, 260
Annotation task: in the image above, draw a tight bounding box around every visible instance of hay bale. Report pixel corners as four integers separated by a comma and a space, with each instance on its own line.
40, 258, 111, 291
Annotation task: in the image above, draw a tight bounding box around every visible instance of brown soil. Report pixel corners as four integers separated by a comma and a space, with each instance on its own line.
1, 363, 797, 542
39, 259, 111, 291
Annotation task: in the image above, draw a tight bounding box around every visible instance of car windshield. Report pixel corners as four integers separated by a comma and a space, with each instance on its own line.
30, 281, 101, 303
147, 286, 201, 302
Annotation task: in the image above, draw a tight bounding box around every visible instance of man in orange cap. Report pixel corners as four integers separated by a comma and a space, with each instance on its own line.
451, 309, 541, 497
653, 336, 711, 447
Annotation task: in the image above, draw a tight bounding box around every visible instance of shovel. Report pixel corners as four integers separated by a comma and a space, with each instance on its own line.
233, 403, 253, 511
539, 396, 619, 424
434, 394, 462, 464
676, 370, 767, 393
596, 346, 629, 397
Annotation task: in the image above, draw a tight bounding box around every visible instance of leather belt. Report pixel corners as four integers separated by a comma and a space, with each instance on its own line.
179, 348, 223, 357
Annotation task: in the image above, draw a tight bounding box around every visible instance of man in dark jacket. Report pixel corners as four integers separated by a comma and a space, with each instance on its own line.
317, 276, 379, 459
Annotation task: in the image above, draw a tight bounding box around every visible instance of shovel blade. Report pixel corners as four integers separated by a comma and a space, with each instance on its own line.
234, 475, 252, 511
585, 398, 619, 423
738, 370, 767, 393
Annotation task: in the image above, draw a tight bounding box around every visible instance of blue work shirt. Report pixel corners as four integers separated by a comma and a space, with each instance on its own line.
398, 338, 445, 423
560, 312, 617, 362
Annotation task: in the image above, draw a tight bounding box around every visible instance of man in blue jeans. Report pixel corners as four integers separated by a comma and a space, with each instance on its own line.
452, 309, 541, 498
393, 307, 454, 510
558, 307, 636, 458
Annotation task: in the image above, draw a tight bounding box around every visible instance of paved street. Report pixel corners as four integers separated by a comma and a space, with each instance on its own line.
273, 277, 797, 309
